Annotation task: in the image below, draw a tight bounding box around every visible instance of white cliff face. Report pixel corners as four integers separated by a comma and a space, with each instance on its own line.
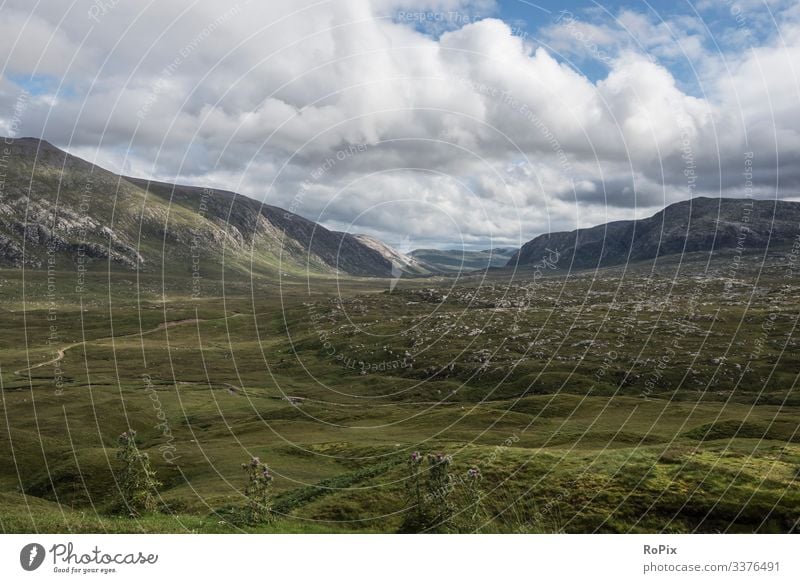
352, 234, 428, 275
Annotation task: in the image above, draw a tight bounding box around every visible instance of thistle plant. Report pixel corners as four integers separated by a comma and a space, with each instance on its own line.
425, 453, 457, 529
115, 429, 161, 516
399, 451, 427, 532
454, 467, 485, 532
241, 456, 274, 524
399, 451, 456, 533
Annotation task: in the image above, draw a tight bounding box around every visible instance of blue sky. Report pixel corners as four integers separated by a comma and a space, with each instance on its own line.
496, 0, 778, 86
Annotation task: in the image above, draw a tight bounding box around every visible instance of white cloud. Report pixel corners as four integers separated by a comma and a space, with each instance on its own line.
1, 0, 799, 246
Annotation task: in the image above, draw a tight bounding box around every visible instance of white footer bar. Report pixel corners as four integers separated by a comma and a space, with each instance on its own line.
1, 534, 796, 582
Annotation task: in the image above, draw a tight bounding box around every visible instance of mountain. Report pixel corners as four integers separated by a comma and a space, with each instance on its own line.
0, 137, 393, 277
509, 197, 800, 270
352, 234, 431, 275
409, 247, 518, 273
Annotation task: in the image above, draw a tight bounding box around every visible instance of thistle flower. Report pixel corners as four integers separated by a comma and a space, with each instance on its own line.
467, 468, 480, 478
410, 451, 422, 463
429, 452, 452, 465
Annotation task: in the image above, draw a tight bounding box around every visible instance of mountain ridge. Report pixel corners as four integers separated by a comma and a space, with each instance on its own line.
0, 137, 393, 277
508, 197, 800, 270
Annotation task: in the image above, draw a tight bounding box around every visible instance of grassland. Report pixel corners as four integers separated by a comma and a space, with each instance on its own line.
1, 248, 799, 533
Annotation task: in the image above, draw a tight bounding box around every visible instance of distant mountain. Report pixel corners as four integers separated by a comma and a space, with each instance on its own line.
410, 247, 517, 273
0, 137, 393, 277
509, 197, 800, 270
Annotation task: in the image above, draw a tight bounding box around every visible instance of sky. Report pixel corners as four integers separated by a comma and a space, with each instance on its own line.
1, 0, 799, 250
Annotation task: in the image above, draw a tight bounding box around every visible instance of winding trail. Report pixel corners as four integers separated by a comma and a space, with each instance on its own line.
12, 314, 241, 378
13, 346, 76, 376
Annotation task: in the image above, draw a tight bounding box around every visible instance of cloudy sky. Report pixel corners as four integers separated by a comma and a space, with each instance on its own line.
1, 0, 799, 249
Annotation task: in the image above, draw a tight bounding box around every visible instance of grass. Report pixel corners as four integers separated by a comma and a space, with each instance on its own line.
1, 248, 799, 533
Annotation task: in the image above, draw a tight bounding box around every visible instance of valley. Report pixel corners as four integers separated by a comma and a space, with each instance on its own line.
1, 243, 798, 533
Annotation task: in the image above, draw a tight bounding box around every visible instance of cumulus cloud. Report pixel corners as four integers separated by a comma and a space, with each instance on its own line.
1, 0, 799, 247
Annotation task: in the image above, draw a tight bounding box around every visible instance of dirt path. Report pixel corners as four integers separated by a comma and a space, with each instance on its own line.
156, 318, 202, 330
13, 346, 75, 376
12, 314, 239, 378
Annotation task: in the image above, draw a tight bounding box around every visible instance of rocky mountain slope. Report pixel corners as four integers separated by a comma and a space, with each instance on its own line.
0, 138, 393, 277
352, 234, 431, 275
509, 197, 800, 269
